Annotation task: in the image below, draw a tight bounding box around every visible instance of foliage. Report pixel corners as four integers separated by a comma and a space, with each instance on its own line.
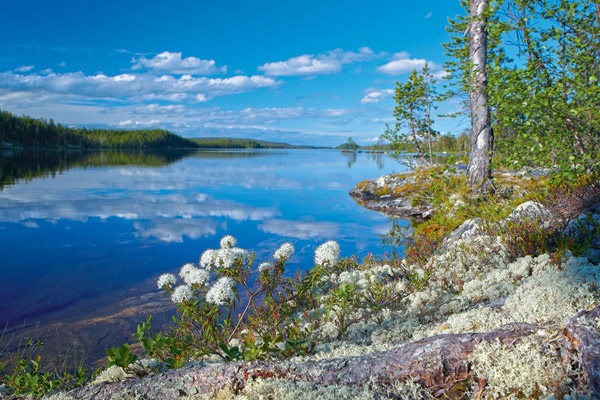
0, 332, 95, 397
383, 63, 441, 165
444, 0, 600, 181
117, 237, 409, 372
0, 109, 199, 149
337, 137, 359, 151
105, 344, 138, 371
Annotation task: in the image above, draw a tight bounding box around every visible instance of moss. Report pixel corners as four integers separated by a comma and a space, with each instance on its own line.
355, 180, 372, 191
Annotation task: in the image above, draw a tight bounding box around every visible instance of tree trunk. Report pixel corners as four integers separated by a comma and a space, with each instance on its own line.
60, 310, 600, 399
467, 0, 493, 189
410, 107, 428, 164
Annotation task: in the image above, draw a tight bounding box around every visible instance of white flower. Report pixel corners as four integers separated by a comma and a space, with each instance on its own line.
220, 235, 237, 249
258, 262, 271, 272
214, 247, 250, 269
274, 242, 295, 261
199, 249, 217, 268
179, 263, 197, 278
157, 273, 177, 289
182, 267, 210, 286
171, 285, 193, 304
314, 240, 341, 266
206, 277, 236, 306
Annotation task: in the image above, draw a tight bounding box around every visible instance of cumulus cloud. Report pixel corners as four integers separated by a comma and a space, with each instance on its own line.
376, 52, 440, 75
0, 70, 278, 102
131, 51, 227, 75
259, 47, 380, 76
425, 11, 433, 19
360, 88, 394, 104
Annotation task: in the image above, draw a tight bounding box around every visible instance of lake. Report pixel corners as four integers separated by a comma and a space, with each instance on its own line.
0, 148, 408, 366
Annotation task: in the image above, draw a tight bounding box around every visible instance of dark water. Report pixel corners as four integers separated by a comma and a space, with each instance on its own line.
0, 149, 408, 364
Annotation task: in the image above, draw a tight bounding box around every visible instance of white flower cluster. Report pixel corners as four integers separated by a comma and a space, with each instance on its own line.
220, 234, 237, 249
171, 285, 193, 304
199, 235, 250, 269
258, 262, 271, 272
206, 276, 236, 306
182, 267, 210, 286
314, 240, 341, 266
179, 263, 197, 277
156, 273, 177, 289
177, 263, 210, 286
274, 242, 295, 261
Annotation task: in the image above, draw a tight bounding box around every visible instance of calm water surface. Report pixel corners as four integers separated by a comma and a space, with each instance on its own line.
0, 149, 408, 363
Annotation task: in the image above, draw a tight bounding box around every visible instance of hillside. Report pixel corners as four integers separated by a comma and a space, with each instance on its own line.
0, 110, 199, 150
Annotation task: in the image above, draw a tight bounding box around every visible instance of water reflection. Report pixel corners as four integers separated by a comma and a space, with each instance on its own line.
0, 148, 410, 366
0, 149, 271, 190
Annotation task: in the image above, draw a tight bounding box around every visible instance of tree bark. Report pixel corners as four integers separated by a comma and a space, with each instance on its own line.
59, 323, 559, 399
467, 0, 493, 189
564, 306, 600, 398
50, 305, 600, 400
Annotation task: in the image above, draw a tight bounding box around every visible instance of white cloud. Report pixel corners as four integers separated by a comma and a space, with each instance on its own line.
425, 12, 433, 19
0, 70, 278, 102
433, 69, 449, 79
131, 51, 226, 75
360, 88, 394, 104
259, 47, 380, 76
57, 62, 66, 67
14, 65, 34, 72
376, 52, 440, 75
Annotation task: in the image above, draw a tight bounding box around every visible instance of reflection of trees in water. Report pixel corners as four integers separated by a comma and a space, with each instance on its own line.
380, 218, 413, 260
343, 150, 386, 169
342, 151, 357, 168
0, 149, 277, 189
366, 151, 385, 170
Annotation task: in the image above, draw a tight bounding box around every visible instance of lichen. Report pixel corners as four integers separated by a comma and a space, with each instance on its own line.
471, 337, 565, 399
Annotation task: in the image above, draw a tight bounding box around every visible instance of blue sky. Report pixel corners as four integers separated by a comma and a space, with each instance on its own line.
0, 0, 468, 146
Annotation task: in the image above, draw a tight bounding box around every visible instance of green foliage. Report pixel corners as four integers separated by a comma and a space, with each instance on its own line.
383, 64, 441, 164
337, 137, 359, 151
0, 333, 95, 397
0, 109, 199, 149
105, 344, 138, 370
444, 0, 600, 180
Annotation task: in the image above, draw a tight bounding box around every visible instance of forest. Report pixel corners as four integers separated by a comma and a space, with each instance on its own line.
0, 110, 199, 149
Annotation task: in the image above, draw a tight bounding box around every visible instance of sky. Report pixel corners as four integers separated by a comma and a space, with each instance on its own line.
0, 0, 469, 146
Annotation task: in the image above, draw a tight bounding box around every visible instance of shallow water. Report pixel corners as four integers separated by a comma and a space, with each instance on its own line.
0, 148, 408, 364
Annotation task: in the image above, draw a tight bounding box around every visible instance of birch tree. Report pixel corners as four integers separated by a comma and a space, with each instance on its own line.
467, 0, 494, 189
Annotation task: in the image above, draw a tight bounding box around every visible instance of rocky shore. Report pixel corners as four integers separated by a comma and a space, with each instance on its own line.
26, 185, 600, 400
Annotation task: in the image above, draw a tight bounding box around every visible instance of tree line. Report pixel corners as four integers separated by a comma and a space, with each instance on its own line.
0, 110, 199, 149
190, 137, 318, 149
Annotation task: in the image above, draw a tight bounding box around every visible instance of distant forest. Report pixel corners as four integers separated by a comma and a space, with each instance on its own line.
0, 110, 199, 149
0, 110, 323, 150
337, 133, 470, 153
190, 137, 319, 149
